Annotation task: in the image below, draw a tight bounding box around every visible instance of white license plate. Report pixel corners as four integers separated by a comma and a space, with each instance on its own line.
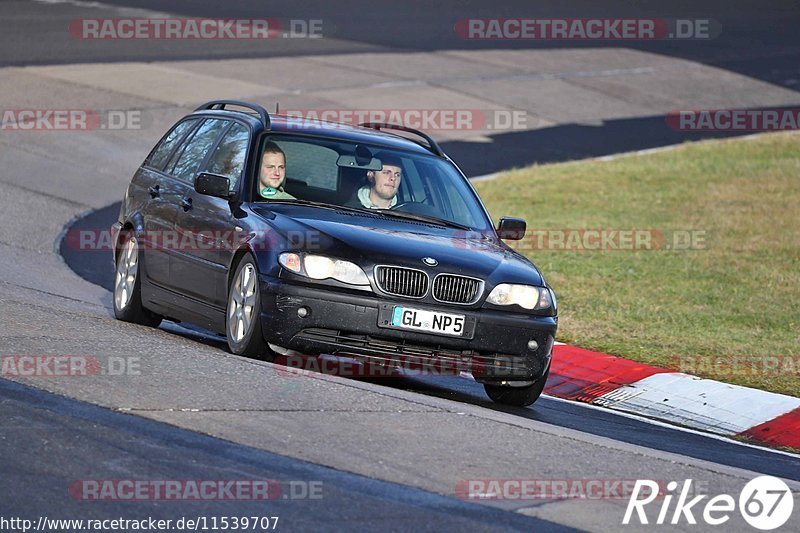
391, 306, 465, 336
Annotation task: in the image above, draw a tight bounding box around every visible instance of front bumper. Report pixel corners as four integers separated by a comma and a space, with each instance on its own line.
259, 276, 557, 383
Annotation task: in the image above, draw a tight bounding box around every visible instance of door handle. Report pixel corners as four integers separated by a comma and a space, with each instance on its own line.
148, 185, 160, 198
180, 197, 193, 211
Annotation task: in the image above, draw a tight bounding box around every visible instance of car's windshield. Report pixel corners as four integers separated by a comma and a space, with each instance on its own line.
251, 134, 493, 231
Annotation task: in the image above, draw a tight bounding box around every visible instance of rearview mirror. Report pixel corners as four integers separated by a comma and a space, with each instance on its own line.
336, 154, 382, 170
195, 172, 231, 199
354, 144, 374, 166
497, 217, 526, 240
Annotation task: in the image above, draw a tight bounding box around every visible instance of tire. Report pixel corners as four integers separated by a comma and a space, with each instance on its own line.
113, 233, 162, 327
226, 255, 275, 360
484, 366, 550, 407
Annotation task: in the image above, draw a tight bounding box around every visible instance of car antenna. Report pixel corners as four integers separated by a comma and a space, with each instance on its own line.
275, 102, 280, 114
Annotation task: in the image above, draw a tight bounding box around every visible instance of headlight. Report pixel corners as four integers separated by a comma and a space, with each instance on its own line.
487, 284, 554, 311
279, 253, 369, 286
304, 255, 336, 279
279, 252, 302, 273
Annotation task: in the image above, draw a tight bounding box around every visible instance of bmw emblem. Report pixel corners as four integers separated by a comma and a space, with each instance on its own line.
422, 257, 438, 266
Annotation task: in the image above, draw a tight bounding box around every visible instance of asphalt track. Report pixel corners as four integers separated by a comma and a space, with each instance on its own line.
61, 203, 800, 484
3, 1, 800, 531
1, 378, 573, 532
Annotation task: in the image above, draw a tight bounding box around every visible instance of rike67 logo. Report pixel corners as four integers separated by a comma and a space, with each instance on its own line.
624, 476, 794, 530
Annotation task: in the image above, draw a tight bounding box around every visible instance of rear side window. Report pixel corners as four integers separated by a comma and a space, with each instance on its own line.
169, 119, 229, 183
206, 122, 250, 191
146, 119, 197, 171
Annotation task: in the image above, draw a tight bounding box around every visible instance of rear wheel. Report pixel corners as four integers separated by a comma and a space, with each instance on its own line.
226, 255, 275, 360
484, 367, 549, 407
113, 234, 162, 327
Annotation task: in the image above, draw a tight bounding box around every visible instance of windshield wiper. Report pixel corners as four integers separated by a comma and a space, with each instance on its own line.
373, 209, 472, 230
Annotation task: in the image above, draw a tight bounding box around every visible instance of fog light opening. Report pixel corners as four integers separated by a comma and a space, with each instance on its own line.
297, 307, 310, 318
527, 340, 539, 351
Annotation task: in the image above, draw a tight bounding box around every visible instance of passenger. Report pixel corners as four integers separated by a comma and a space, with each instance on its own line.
259, 142, 295, 200
345, 153, 402, 209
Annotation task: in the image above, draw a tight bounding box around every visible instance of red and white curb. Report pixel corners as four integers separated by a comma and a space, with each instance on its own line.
546, 343, 800, 451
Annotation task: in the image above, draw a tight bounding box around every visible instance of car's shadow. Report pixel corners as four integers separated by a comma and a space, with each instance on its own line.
156, 319, 538, 413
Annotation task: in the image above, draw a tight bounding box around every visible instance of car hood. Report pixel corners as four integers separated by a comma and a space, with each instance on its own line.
251, 205, 544, 286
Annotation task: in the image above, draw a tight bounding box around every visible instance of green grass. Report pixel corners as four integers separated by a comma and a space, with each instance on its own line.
473, 133, 800, 396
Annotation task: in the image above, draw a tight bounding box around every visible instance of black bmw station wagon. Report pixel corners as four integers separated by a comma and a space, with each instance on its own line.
112, 100, 557, 406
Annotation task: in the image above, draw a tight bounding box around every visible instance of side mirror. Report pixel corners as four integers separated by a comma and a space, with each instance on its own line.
497, 217, 526, 240
195, 172, 231, 199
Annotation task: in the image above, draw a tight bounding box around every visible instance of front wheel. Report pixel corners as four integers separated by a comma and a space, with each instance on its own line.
226, 255, 274, 360
113, 234, 162, 327
484, 367, 549, 407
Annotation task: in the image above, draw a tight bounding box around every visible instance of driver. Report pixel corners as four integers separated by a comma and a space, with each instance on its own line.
346, 153, 402, 209
259, 142, 295, 200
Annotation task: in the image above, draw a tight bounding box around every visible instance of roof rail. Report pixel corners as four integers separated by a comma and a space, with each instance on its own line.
358, 122, 445, 157
195, 100, 271, 129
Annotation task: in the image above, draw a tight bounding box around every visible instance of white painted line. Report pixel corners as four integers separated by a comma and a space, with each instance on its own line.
593, 373, 800, 435
592, 144, 682, 161
544, 394, 800, 459
469, 172, 500, 183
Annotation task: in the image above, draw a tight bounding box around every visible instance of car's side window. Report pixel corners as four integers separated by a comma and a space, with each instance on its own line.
145, 119, 198, 171
205, 122, 250, 191
169, 119, 229, 183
